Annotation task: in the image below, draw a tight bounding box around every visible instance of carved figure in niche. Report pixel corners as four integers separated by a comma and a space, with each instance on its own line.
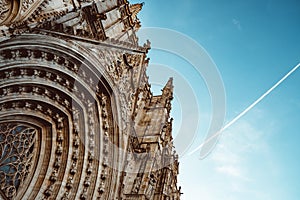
50, 170, 58, 182
44, 185, 54, 197
56, 144, 63, 155
73, 135, 80, 147
131, 176, 141, 193
84, 176, 91, 187
70, 162, 77, 175
72, 149, 79, 161
54, 157, 62, 168
66, 177, 73, 189
61, 192, 69, 200
56, 114, 64, 128
87, 163, 93, 174
146, 174, 156, 198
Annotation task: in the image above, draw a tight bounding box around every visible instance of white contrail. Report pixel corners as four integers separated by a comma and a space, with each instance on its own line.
189, 62, 300, 156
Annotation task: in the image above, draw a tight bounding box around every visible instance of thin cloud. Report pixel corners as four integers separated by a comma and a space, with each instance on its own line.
211, 113, 270, 183
216, 165, 242, 178
232, 18, 242, 31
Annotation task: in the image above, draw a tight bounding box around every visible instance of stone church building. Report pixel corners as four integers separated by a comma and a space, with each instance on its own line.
0, 0, 181, 199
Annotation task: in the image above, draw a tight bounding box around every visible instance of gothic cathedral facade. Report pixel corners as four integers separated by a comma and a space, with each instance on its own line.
0, 0, 181, 199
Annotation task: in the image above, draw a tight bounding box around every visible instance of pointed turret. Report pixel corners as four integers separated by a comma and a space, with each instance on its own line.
160, 77, 174, 116
162, 77, 174, 101
130, 3, 144, 21
129, 2, 144, 30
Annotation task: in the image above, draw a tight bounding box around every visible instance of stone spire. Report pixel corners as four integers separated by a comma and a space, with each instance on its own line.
129, 2, 144, 30
0, 1, 182, 199
162, 77, 174, 101
161, 78, 174, 115
129, 3, 144, 21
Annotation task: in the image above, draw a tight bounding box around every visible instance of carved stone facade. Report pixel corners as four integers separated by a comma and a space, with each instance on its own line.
0, 0, 181, 199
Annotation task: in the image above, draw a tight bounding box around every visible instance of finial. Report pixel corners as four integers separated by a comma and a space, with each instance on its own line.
130, 3, 144, 22
162, 77, 174, 100
143, 39, 151, 51
165, 77, 173, 88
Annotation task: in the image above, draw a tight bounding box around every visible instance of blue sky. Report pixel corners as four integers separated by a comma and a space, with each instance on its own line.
132, 0, 300, 199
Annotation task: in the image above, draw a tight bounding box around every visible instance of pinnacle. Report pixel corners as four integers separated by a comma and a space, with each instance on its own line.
162, 77, 174, 100
164, 77, 174, 90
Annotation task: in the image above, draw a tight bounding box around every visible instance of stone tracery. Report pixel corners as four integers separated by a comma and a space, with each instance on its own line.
0, 0, 181, 199
0, 123, 37, 199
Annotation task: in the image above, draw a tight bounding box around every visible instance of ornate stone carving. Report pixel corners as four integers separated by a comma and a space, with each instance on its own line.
22, 0, 35, 11
129, 3, 144, 29
0, 1, 182, 199
37, 3, 107, 41
0, 123, 37, 199
0, 0, 11, 22
145, 174, 156, 199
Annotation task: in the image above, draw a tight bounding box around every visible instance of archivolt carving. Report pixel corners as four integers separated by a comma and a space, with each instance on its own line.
0, 0, 11, 22
0, 0, 182, 198
99, 50, 143, 128
22, 0, 35, 11
0, 0, 38, 26
0, 33, 148, 199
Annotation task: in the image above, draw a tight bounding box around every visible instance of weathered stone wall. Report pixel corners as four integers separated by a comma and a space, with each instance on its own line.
0, 0, 181, 199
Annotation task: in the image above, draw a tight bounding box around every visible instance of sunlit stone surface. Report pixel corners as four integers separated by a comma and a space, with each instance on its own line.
0, 0, 181, 199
